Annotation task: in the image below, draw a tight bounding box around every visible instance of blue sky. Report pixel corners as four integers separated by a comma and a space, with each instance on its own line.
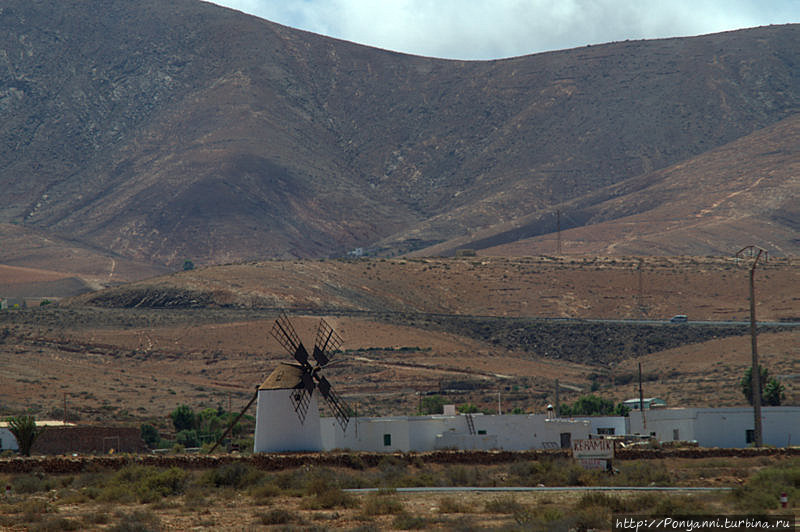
207, 0, 799, 60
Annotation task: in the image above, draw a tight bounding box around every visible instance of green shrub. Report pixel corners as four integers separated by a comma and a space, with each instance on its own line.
202, 463, 262, 489
256, 508, 295, 525
362, 494, 404, 515
30, 516, 81, 531
438, 496, 469, 513
731, 459, 800, 512
392, 513, 429, 529
12, 474, 59, 493
248, 482, 280, 504
100, 466, 187, 504
578, 492, 628, 513
484, 495, 525, 514
109, 509, 161, 532
304, 486, 359, 510
653, 494, 708, 515
445, 465, 482, 486
21, 499, 54, 522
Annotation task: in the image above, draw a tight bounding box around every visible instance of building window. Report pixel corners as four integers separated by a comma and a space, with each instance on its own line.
383, 434, 391, 447
745, 429, 755, 444
560, 432, 572, 449
597, 428, 615, 435
477, 430, 487, 435
673, 429, 680, 441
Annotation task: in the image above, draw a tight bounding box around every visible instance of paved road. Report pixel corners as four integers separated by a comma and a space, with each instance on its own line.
345, 486, 733, 493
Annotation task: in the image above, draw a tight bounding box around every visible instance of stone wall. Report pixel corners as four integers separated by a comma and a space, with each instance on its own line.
31, 427, 147, 455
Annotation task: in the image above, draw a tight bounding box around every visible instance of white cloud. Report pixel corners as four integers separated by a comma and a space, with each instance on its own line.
209, 0, 799, 59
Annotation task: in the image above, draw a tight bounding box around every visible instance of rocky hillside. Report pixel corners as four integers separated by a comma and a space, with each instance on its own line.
1, 0, 798, 272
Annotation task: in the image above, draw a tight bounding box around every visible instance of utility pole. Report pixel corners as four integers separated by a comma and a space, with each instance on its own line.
554, 379, 560, 418
736, 246, 768, 447
556, 210, 562, 255
637, 258, 645, 315
638, 362, 646, 430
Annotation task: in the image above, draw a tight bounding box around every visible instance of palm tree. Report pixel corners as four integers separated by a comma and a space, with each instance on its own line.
7, 415, 43, 456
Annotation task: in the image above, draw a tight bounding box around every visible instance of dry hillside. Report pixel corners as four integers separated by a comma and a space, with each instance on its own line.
0, 0, 798, 271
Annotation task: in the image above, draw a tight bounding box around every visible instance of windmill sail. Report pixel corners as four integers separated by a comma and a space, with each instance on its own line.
272, 312, 311, 366
313, 318, 342, 366
316, 374, 350, 431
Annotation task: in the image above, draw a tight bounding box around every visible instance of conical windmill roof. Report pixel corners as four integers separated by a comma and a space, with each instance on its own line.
259, 362, 305, 391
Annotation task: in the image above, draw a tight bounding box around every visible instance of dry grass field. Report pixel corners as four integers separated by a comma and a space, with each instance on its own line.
0, 454, 798, 530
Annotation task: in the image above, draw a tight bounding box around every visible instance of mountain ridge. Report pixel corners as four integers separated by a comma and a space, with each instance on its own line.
1, 0, 798, 275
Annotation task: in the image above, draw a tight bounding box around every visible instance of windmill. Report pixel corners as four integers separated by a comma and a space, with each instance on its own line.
269, 312, 351, 431
209, 313, 350, 453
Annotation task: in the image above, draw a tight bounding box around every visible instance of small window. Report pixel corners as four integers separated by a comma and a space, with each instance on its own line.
597, 428, 615, 435
383, 434, 391, 446
477, 430, 487, 435
673, 428, 680, 441
560, 432, 572, 449
745, 429, 755, 444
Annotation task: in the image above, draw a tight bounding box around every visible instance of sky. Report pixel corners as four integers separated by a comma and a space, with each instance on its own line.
207, 0, 799, 60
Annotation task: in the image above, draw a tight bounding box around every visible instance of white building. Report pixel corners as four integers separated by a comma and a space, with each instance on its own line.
628, 406, 800, 448
320, 413, 591, 452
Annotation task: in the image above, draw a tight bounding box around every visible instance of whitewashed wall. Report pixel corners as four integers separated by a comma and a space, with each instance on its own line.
572, 416, 629, 437
320, 413, 590, 452
254, 389, 322, 452
0, 428, 18, 451
628, 407, 800, 448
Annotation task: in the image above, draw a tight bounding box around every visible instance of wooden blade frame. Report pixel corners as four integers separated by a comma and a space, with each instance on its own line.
315, 374, 350, 431
272, 313, 311, 368
313, 318, 342, 367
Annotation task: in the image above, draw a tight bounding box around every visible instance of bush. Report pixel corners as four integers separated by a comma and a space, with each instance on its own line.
100, 466, 188, 504
140, 424, 160, 448
12, 474, 58, 494
175, 429, 199, 448
362, 494, 404, 515
304, 486, 359, 510
393, 513, 429, 529
170, 405, 196, 432
438, 496, 469, 513
202, 463, 262, 489
109, 509, 161, 532
484, 495, 525, 514
256, 508, 295, 525
731, 460, 800, 512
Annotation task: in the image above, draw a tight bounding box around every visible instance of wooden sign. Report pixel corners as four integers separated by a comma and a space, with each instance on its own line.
572, 438, 614, 460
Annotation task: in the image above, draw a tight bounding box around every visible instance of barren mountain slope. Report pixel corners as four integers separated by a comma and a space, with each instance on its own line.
1, 0, 798, 267
434, 113, 800, 257
68, 256, 799, 322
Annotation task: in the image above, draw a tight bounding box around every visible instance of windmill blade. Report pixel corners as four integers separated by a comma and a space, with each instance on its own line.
315, 374, 350, 431
208, 388, 258, 454
313, 318, 342, 367
271, 313, 311, 366
290, 384, 313, 424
